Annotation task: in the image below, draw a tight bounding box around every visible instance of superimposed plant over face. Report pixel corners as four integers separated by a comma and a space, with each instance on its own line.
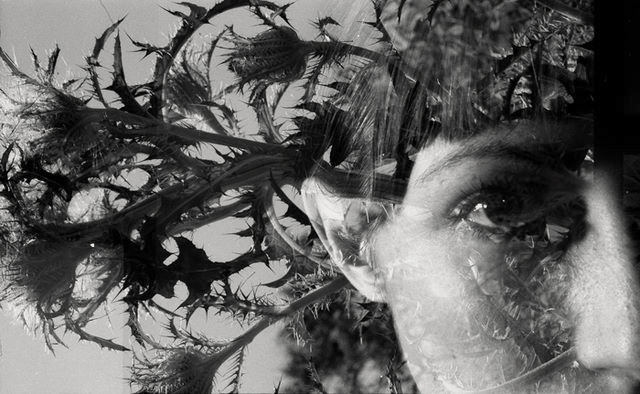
0, 0, 595, 392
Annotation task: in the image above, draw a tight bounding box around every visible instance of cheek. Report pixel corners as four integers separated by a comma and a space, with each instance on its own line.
373, 210, 640, 392
373, 219, 533, 389
371, 217, 586, 391
373, 217, 471, 305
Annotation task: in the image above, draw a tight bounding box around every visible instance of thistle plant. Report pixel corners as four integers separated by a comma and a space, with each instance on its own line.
0, 0, 598, 393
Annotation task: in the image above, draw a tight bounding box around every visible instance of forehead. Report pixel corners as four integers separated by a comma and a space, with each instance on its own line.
412, 119, 592, 179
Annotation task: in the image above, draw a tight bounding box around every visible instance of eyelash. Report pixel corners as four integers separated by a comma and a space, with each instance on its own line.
448, 175, 547, 236
449, 174, 535, 216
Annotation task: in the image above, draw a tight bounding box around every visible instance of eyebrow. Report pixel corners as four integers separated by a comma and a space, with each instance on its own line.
415, 140, 571, 183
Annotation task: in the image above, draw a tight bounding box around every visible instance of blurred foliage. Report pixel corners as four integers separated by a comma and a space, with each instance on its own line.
281, 290, 419, 394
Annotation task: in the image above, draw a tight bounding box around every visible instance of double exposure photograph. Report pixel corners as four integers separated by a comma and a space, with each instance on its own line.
0, 0, 638, 393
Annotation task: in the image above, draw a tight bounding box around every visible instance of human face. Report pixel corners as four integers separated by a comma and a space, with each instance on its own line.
371, 120, 640, 393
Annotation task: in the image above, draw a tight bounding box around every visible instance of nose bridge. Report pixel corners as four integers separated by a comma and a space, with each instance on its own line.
571, 179, 640, 374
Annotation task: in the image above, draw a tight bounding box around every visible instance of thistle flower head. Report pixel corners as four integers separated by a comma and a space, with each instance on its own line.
131, 346, 216, 394
2, 240, 93, 318
225, 26, 308, 88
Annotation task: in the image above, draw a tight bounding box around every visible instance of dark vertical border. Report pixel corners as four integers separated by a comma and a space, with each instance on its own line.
594, 0, 624, 196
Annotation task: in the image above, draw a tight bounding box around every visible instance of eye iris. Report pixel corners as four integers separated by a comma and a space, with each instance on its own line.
468, 193, 523, 229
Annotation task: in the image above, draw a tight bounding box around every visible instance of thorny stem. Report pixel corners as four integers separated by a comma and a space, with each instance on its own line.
71, 263, 123, 332
203, 275, 349, 370
167, 198, 250, 235
0, 46, 40, 86
78, 108, 286, 153
34, 153, 295, 242
151, 155, 293, 231
307, 41, 385, 63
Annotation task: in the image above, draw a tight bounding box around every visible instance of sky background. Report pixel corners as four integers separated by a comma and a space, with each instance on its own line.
0, 0, 371, 393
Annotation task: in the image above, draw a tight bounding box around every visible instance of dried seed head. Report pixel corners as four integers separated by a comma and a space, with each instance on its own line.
4, 240, 93, 317
132, 347, 215, 394
226, 26, 308, 87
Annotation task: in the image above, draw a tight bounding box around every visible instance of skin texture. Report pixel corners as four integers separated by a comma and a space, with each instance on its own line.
302, 121, 640, 393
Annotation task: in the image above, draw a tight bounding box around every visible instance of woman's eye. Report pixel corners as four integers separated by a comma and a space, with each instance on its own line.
452, 182, 586, 246
454, 189, 535, 235
466, 201, 514, 231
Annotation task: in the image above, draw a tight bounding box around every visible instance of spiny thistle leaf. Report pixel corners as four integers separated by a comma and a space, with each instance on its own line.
313, 16, 340, 42
30, 47, 41, 75
201, 99, 239, 135
45, 44, 61, 82
167, 318, 229, 349
260, 263, 296, 288
66, 317, 130, 351
316, 16, 340, 29
127, 34, 166, 59
161, 2, 209, 27
0, 142, 15, 176
89, 16, 125, 66
251, 2, 293, 28
169, 237, 216, 307
164, 32, 233, 135
233, 227, 254, 238
365, 1, 393, 44
249, 86, 284, 143
269, 177, 310, 226
323, 80, 351, 95
121, 243, 178, 302
126, 303, 153, 348
0, 46, 40, 86
107, 33, 146, 115
85, 16, 125, 107
218, 347, 245, 393
176, 1, 208, 21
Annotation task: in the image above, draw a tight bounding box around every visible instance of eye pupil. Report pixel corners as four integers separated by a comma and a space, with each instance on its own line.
468, 193, 523, 228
